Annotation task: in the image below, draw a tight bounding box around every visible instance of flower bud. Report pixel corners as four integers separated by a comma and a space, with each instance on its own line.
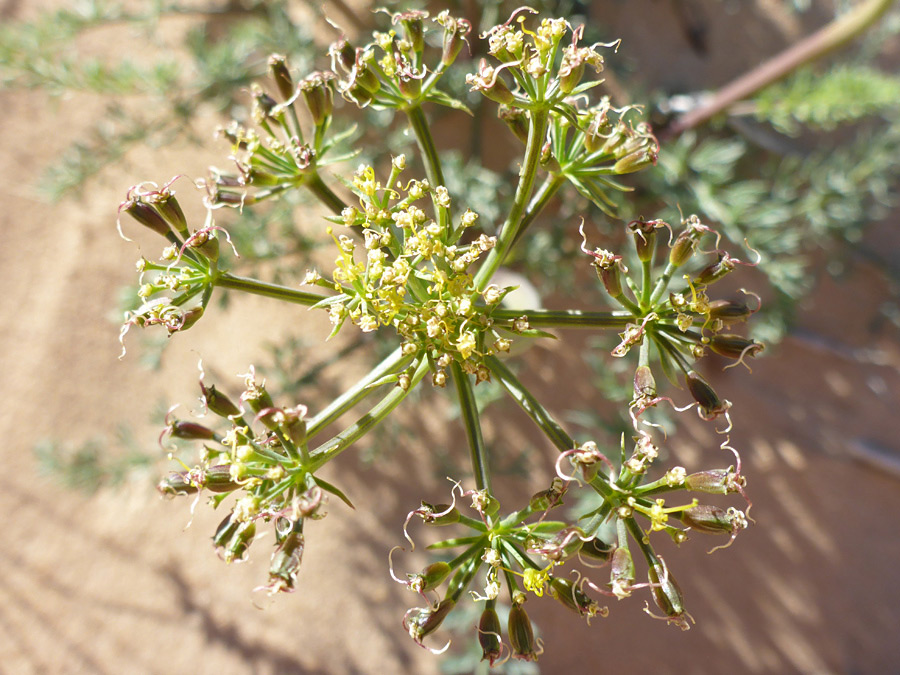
478, 604, 502, 665
200, 382, 242, 419
268, 54, 295, 101
508, 597, 539, 661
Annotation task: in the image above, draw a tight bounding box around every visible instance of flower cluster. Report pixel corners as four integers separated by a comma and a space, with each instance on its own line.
329, 10, 471, 110
157, 366, 350, 594
120, 6, 767, 667
309, 159, 519, 385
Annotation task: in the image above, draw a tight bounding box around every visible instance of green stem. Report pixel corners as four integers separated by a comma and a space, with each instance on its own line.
306, 171, 346, 214
510, 173, 565, 249
493, 308, 632, 329
451, 361, 492, 495
486, 355, 573, 452
307, 347, 412, 438
640, 259, 653, 310
308, 357, 429, 470
648, 261, 681, 307
475, 109, 550, 291
406, 104, 445, 187
215, 272, 328, 306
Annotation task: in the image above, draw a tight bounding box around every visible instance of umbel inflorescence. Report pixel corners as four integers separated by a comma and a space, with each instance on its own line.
121, 7, 761, 664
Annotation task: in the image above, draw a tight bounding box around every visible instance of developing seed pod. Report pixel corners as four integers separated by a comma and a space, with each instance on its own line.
300, 72, 335, 128
156, 464, 240, 497
169, 420, 217, 441
591, 250, 623, 298
707, 299, 754, 324
150, 192, 188, 238
709, 334, 764, 360
549, 576, 604, 620
478, 604, 503, 665
123, 199, 172, 238
395, 10, 427, 54
685, 370, 729, 419
628, 219, 658, 263
417, 502, 461, 526
647, 558, 692, 630
498, 105, 529, 144
579, 537, 613, 562
508, 597, 539, 661
200, 382, 242, 419
684, 469, 747, 495
437, 12, 470, 67
681, 504, 747, 536
408, 598, 455, 644
694, 254, 736, 285
409, 561, 452, 593
633, 365, 657, 404
221, 519, 256, 563
268, 54, 295, 101
609, 546, 636, 599
613, 148, 656, 174
267, 529, 305, 591
669, 229, 697, 268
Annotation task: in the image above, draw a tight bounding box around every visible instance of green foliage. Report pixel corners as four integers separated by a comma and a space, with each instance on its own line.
34, 430, 153, 493
754, 65, 900, 135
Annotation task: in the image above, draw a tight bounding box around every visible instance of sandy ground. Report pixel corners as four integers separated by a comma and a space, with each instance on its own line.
1, 1, 899, 673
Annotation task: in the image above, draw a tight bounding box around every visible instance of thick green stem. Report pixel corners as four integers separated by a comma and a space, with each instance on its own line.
451, 361, 492, 494
406, 104, 445, 187
307, 347, 412, 438
475, 109, 550, 291
307, 171, 346, 214
308, 357, 429, 470
215, 272, 328, 306
493, 308, 632, 329
486, 355, 573, 452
